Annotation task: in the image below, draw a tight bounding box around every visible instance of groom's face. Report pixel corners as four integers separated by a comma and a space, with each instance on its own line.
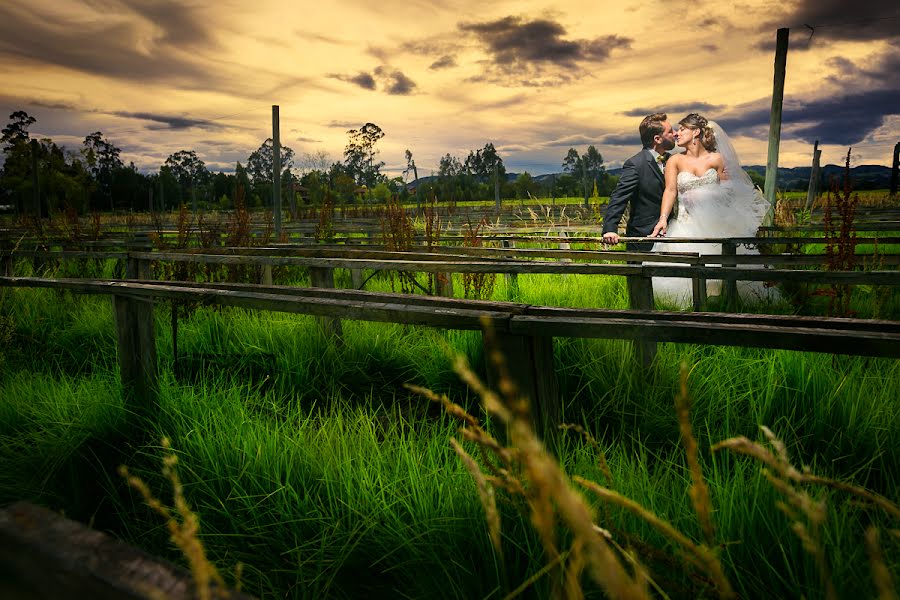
655, 121, 676, 151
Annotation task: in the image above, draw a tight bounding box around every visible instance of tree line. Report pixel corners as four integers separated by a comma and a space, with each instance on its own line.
0, 110, 617, 216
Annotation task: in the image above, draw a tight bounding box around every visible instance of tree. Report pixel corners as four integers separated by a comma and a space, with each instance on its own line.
562, 148, 581, 175
515, 172, 539, 200
247, 138, 295, 186
403, 149, 418, 182
164, 150, 210, 210
464, 142, 506, 182
1, 110, 36, 153
297, 150, 331, 178
562, 145, 604, 205
82, 132, 124, 211
0, 111, 38, 213
343, 123, 385, 188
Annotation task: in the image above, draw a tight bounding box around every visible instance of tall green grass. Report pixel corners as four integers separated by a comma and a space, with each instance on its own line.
1, 267, 898, 598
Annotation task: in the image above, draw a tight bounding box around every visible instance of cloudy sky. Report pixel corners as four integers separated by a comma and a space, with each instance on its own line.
1, 0, 898, 178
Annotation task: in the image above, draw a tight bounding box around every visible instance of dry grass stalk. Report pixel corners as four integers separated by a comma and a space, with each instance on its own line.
866, 527, 899, 600
449, 437, 503, 557
119, 438, 233, 600
713, 427, 848, 600
674, 362, 716, 547
456, 351, 650, 599
409, 358, 651, 599
712, 430, 900, 520
559, 423, 613, 486
574, 478, 734, 599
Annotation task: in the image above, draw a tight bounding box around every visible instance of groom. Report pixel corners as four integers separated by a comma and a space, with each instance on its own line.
601, 112, 676, 251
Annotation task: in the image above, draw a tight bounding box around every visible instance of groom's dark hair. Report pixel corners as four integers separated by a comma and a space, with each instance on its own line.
639, 113, 667, 148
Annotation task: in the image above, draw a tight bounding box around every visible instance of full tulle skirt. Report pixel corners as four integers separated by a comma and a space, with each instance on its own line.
649, 180, 779, 308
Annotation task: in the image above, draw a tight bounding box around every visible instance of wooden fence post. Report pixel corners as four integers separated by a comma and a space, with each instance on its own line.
435, 271, 454, 297
502, 240, 519, 299
309, 266, 343, 340
690, 254, 707, 311
113, 294, 158, 421
805, 140, 822, 212
125, 233, 152, 280
1, 253, 11, 278
627, 273, 656, 367
483, 326, 560, 443
891, 142, 899, 197
763, 27, 790, 226
722, 241, 738, 308
261, 264, 273, 286
351, 267, 365, 289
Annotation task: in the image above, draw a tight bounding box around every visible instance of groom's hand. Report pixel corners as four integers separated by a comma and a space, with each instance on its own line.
601, 232, 620, 245
651, 219, 667, 237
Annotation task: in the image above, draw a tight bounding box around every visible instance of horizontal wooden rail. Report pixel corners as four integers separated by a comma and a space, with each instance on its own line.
3, 277, 899, 358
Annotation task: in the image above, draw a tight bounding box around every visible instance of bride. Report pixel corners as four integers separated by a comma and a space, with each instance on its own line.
648, 113, 773, 307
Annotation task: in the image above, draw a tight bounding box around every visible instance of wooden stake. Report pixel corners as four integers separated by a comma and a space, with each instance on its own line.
113, 295, 158, 420
273, 105, 282, 239
626, 274, 656, 367
309, 266, 343, 340
805, 140, 822, 211
763, 28, 790, 224
891, 142, 899, 197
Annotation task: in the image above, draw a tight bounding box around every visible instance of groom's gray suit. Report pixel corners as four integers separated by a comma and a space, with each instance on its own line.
602, 148, 667, 252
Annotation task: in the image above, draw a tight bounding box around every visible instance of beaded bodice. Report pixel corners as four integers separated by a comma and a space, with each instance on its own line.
677, 168, 718, 194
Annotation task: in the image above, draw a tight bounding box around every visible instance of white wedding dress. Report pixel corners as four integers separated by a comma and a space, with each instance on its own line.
649, 122, 776, 307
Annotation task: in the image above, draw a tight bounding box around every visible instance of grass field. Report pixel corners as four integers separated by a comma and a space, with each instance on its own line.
1, 255, 898, 598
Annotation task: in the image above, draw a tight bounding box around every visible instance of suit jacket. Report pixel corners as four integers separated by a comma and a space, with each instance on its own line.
602, 148, 666, 251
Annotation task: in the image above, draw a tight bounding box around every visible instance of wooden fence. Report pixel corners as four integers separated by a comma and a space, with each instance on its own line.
3, 275, 899, 438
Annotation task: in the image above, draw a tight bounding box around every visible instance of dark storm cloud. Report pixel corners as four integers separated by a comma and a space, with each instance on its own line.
429, 55, 457, 70
459, 16, 632, 69
457, 16, 630, 85
0, 1, 218, 84
111, 111, 225, 131
759, 0, 900, 45
329, 68, 416, 94
31, 100, 79, 111
329, 72, 377, 90
374, 67, 417, 95
621, 103, 725, 117
715, 49, 900, 145
599, 133, 640, 146
719, 88, 900, 145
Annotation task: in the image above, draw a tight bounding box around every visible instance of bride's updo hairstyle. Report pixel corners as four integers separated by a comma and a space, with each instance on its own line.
679, 113, 717, 152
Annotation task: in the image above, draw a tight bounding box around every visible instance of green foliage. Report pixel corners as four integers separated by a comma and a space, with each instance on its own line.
1, 282, 898, 598
343, 123, 385, 187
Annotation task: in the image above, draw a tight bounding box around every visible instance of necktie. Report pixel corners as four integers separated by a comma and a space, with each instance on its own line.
657, 152, 670, 164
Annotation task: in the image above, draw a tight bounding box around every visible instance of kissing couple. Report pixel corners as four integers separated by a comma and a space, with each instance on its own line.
601, 112, 772, 306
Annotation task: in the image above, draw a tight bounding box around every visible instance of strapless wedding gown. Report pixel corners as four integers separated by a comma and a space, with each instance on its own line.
650, 168, 774, 307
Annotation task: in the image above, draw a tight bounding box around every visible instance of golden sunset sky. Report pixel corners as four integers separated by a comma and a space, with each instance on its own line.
1, 0, 897, 178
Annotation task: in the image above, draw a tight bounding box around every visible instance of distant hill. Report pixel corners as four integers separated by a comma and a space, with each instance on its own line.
743, 164, 891, 191
409, 164, 893, 192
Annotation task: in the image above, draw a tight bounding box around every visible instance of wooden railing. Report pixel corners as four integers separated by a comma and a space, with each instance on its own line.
3, 276, 899, 437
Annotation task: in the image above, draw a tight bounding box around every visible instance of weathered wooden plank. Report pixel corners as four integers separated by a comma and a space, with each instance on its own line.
483, 327, 560, 438
0, 501, 255, 600
4, 277, 900, 357
112, 295, 158, 420
309, 266, 343, 339
626, 274, 657, 366
508, 316, 900, 357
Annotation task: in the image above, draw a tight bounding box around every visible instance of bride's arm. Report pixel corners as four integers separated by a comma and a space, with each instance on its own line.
651, 157, 679, 237
713, 153, 728, 180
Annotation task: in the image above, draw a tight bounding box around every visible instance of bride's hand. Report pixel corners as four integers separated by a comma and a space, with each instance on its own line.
651, 219, 667, 237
